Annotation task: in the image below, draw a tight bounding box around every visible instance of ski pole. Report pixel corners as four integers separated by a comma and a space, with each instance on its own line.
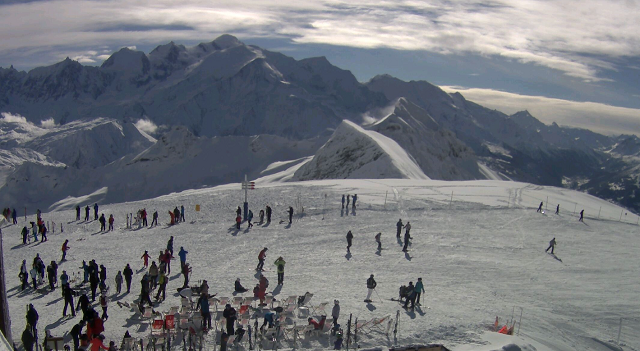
374, 289, 383, 304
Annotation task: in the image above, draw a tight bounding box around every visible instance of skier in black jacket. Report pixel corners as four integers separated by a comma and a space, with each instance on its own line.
288, 207, 294, 224
63, 285, 76, 317
123, 264, 133, 293
346, 231, 353, 253
26, 304, 38, 337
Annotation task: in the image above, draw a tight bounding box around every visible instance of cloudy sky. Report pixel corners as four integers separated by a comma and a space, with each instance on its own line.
1, 0, 639, 136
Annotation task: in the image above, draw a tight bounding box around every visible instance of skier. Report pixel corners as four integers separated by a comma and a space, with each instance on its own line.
403, 282, 416, 309
99, 214, 106, 232
141, 251, 150, 268
196, 292, 212, 330
151, 210, 158, 227
85, 205, 90, 221
12, 207, 17, 224
579, 209, 584, 222
180, 205, 185, 222
274, 256, 286, 285
331, 300, 340, 326
114, 271, 123, 294
405, 221, 411, 236
60, 270, 69, 290
148, 262, 159, 289
341, 194, 345, 209
415, 277, 425, 305
352, 194, 357, 209
163, 249, 174, 274
555, 204, 560, 215
178, 246, 188, 269
288, 206, 294, 224
247, 210, 254, 228
94, 203, 99, 220
266, 205, 272, 223
402, 229, 411, 252
181, 262, 192, 289
346, 230, 353, 253
63, 284, 76, 317
234, 278, 248, 293
99, 264, 107, 284
39, 224, 47, 242
82, 260, 90, 283
375, 232, 382, 251
140, 275, 153, 307
76, 294, 90, 315
61, 240, 69, 261
76, 205, 81, 221
141, 208, 147, 227
396, 219, 403, 238
173, 207, 180, 223
257, 247, 267, 271
108, 214, 114, 231
47, 263, 56, 291
537, 202, 543, 213
123, 264, 133, 293
546, 237, 557, 254
364, 274, 377, 303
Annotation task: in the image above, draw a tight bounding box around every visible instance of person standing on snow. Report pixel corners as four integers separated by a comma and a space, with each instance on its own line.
274, 256, 286, 285
403, 282, 416, 309
402, 229, 411, 252
148, 262, 159, 289
75, 205, 81, 221
266, 205, 272, 223
375, 232, 382, 251
257, 248, 267, 271
235, 214, 241, 230
62, 284, 76, 317
180, 205, 185, 222
108, 215, 114, 231
346, 231, 353, 253
141, 251, 150, 268
396, 219, 403, 238
545, 238, 557, 254
537, 202, 543, 213
341, 195, 345, 209
579, 210, 584, 222
167, 236, 174, 255
346, 195, 350, 208
94, 203, 99, 220
85, 206, 90, 221
331, 300, 340, 326
259, 209, 265, 224
123, 264, 133, 293
415, 277, 425, 306
61, 240, 70, 261
196, 292, 212, 330
352, 194, 357, 209
22, 226, 28, 245
364, 274, 376, 303
12, 207, 17, 224
555, 204, 560, 215
236, 206, 242, 219
99, 214, 106, 232
173, 207, 180, 223
151, 210, 158, 227
247, 210, 254, 228
114, 271, 123, 294
155, 271, 167, 301
288, 206, 294, 224
178, 247, 188, 270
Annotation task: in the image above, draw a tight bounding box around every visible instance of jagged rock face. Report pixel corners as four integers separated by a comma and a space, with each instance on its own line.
370, 98, 484, 180
0, 35, 387, 139
294, 120, 428, 180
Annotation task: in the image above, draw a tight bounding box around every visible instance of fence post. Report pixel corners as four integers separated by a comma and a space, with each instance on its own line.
598, 207, 601, 219
620, 209, 623, 221
384, 191, 388, 210
545, 196, 548, 211
449, 191, 453, 209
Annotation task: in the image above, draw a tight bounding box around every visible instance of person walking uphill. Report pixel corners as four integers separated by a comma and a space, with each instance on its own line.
274, 256, 286, 285
545, 237, 557, 254
346, 230, 353, 253
364, 274, 377, 303
257, 247, 267, 271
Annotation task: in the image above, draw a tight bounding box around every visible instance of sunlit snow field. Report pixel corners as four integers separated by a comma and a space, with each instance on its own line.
4, 179, 639, 351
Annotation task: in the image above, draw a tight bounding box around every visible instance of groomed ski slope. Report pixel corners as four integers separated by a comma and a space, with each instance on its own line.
4, 179, 640, 351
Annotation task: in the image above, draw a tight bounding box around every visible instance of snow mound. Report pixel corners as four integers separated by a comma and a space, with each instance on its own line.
293, 120, 429, 180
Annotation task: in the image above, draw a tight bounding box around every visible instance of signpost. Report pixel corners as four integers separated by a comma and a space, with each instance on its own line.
241, 175, 255, 220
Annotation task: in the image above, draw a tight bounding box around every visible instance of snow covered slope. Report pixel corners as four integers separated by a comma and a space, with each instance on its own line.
368, 98, 484, 180
4, 179, 638, 351
293, 120, 429, 180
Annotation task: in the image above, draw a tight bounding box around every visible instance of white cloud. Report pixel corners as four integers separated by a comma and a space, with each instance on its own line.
0, 0, 638, 81
134, 118, 158, 135
440, 85, 640, 137
40, 118, 58, 129
1, 112, 28, 124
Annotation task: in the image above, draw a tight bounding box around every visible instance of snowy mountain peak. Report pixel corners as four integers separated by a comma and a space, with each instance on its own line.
101, 47, 149, 74
293, 120, 429, 180
212, 34, 244, 50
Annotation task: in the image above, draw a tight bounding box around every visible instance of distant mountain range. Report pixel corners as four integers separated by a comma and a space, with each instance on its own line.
1, 34, 638, 213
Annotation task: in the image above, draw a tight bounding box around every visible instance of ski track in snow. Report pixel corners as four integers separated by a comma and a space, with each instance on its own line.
3, 179, 639, 351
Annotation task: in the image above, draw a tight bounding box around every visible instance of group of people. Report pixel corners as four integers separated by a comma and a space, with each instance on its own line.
341, 194, 358, 209
236, 204, 295, 229
2, 207, 17, 224
346, 218, 413, 254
